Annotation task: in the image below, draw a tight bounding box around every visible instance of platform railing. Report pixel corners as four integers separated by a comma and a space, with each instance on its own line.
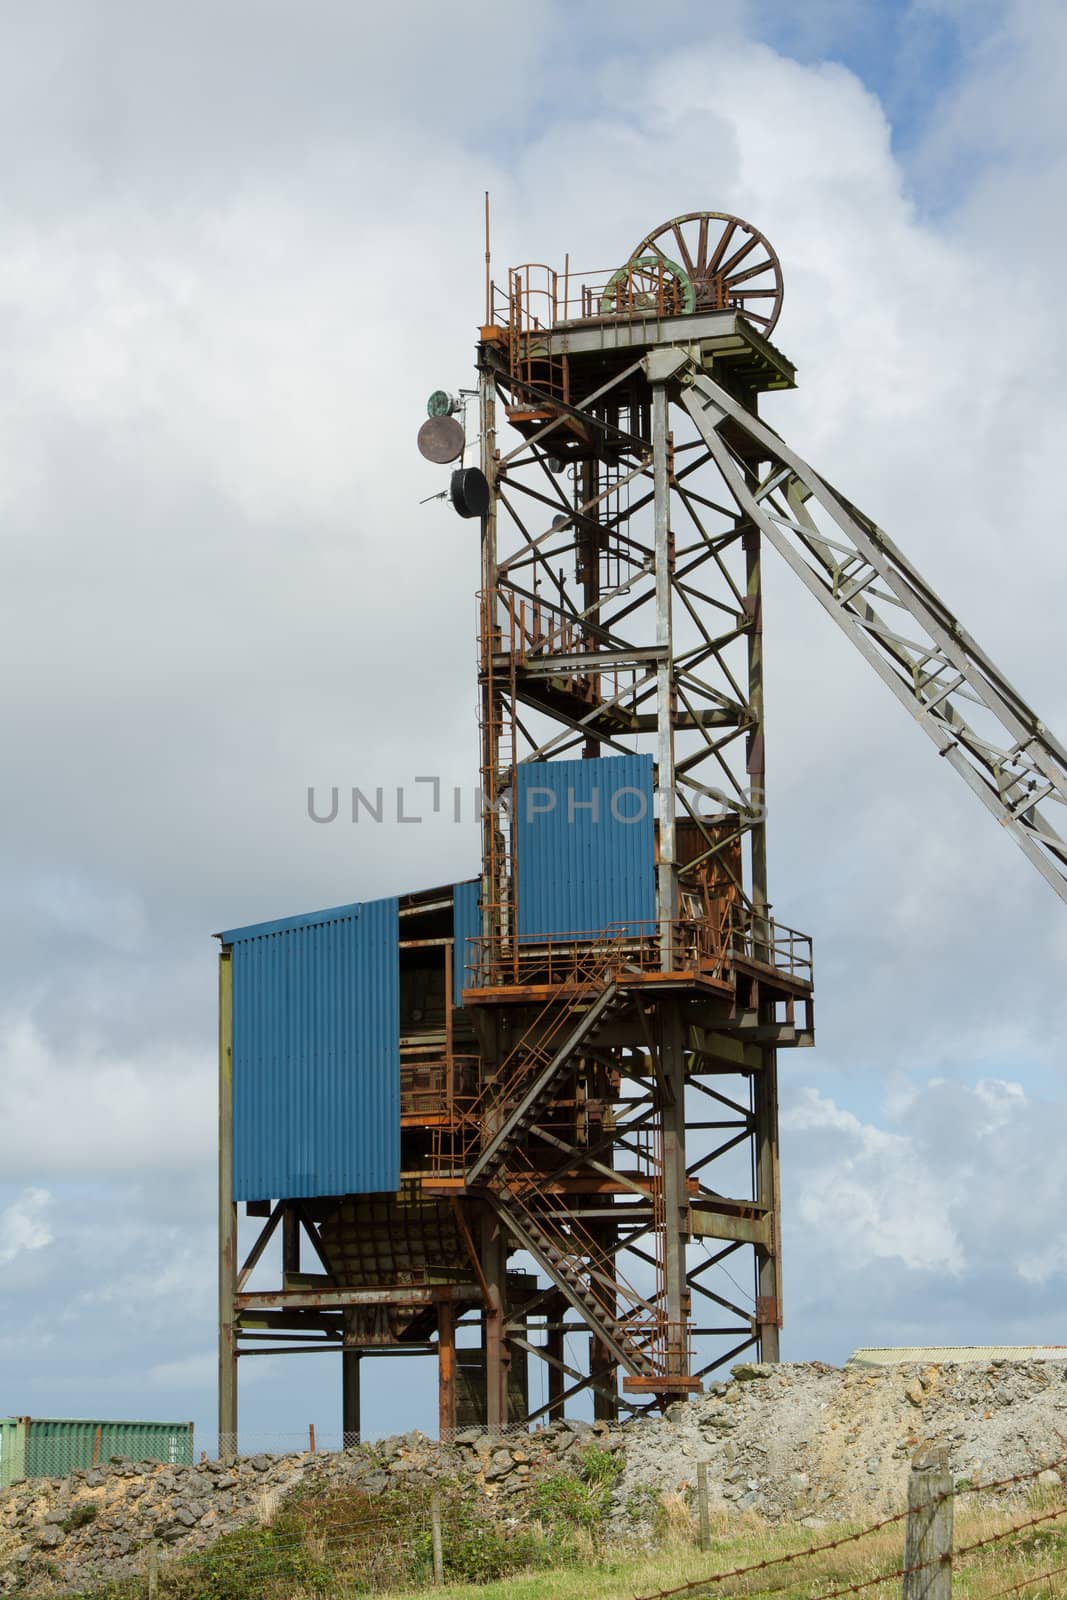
729, 914, 814, 984
465, 904, 812, 993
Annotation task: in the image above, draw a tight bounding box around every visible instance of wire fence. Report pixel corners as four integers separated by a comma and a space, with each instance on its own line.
22, 1440, 1067, 1598
632, 1450, 1067, 1600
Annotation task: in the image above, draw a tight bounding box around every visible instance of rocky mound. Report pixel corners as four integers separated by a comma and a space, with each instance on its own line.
0, 1420, 622, 1594
613, 1359, 1067, 1530
3, 1359, 1066, 1594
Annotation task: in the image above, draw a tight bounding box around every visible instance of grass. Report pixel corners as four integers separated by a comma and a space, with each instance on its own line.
378, 1502, 1067, 1600
43, 1468, 1067, 1600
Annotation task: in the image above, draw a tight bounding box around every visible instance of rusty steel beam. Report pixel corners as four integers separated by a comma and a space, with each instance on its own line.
235, 1284, 480, 1311
437, 1301, 456, 1438
217, 950, 237, 1460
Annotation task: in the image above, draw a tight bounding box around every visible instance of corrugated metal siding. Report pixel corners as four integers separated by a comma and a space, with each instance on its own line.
452, 880, 480, 1004
2, 1419, 192, 1482
0, 1419, 23, 1489
515, 755, 655, 941
226, 896, 400, 1201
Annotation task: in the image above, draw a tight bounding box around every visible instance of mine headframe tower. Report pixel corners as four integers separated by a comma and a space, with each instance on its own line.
219, 209, 1067, 1450
434, 213, 817, 1422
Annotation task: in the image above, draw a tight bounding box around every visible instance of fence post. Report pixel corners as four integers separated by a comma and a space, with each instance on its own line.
147, 1539, 159, 1600
696, 1461, 711, 1552
430, 1491, 444, 1584
902, 1444, 953, 1600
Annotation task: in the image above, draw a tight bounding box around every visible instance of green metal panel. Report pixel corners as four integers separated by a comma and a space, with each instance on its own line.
0, 1419, 26, 1489
2, 1418, 192, 1482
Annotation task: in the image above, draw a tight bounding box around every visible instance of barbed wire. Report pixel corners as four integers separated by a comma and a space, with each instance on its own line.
960, 1455, 1067, 1496
631, 1504, 915, 1600
986, 1558, 1067, 1597
955, 1500, 1067, 1561
631, 1475, 1067, 1600
802, 1552, 945, 1600
42, 1458, 1067, 1600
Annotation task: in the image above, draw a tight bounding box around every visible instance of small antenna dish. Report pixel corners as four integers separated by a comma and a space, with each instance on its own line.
418, 415, 465, 464
427, 390, 461, 418
451, 468, 490, 519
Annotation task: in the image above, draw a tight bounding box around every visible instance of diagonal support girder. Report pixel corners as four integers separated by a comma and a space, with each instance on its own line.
678, 366, 1067, 905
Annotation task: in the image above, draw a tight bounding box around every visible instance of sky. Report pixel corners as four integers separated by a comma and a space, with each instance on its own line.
2, 0, 1067, 1451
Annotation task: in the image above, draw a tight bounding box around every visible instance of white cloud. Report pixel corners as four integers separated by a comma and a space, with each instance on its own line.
783, 1087, 961, 1273
0, 0, 1066, 1425
0, 1013, 213, 1178
782, 1073, 1067, 1346
0, 1188, 53, 1266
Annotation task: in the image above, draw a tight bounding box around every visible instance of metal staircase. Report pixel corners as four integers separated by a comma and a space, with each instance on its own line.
463, 936, 668, 1381
490, 1189, 659, 1378
466, 980, 623, 1186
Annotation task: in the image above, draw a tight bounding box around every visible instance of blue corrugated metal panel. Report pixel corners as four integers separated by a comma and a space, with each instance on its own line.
515, 755, 655, 940
452, 879, 481, 1004
228, 896, 399, 1201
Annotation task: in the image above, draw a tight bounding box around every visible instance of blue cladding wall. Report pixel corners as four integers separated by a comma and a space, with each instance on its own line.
515, 755, 655, 940
452, 879, 480, 1005
223, 896, 400, 1201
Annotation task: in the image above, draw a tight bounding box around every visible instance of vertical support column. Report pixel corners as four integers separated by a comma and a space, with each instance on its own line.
754, 1053, 781, 1362
478, 356, 502, 973
481, 1204, 509, 1434
660, 1002, 690, 1381
591, 1336, 619, 1421
438, 1302, 457, 1440
652, 380, 678, 965
580, 456, 601, 759
342, 1352, 361, 1447
546, 1292, 565, 1420
744, 519, 782, 1363
590, 1221, 618, 1419
744, 523, 768, 940
217, 948, 238, 1460
282, 1205, 300, 1279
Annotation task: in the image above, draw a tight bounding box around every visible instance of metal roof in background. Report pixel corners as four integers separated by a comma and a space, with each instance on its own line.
515, 754, 655, 941
228, 895, 400, 1202
849, 1346, 1067, 1367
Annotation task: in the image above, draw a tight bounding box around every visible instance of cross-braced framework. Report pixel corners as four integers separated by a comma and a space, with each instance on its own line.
462, 216, 817, 1418
221, 209, 1067, 1447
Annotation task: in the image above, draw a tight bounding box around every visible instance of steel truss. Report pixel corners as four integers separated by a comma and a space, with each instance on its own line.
677, 369, 1067, 902
219, 215, 1067, 1446
469, 314, 815, 1415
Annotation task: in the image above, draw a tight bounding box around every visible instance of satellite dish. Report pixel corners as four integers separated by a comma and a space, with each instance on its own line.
418, 415, 465, 464
451, 467, 490, 519
427, 390, 460, 417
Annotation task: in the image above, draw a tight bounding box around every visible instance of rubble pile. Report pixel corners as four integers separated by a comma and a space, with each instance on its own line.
3, 1360, 1066, 1594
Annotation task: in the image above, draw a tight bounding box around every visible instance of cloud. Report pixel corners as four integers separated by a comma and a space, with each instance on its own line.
782, 1073, 1067, 1357
784, 1087, 961, 1273
0, 1188, 53, 1266
0, 1012, 214, 1179
0, 0, 1065, 1432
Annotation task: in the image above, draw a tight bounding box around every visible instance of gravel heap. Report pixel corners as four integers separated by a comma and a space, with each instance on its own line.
611, 1359, 1067, 1532
3, 1359, 1066, 1594
0, 1419, 623, 1595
